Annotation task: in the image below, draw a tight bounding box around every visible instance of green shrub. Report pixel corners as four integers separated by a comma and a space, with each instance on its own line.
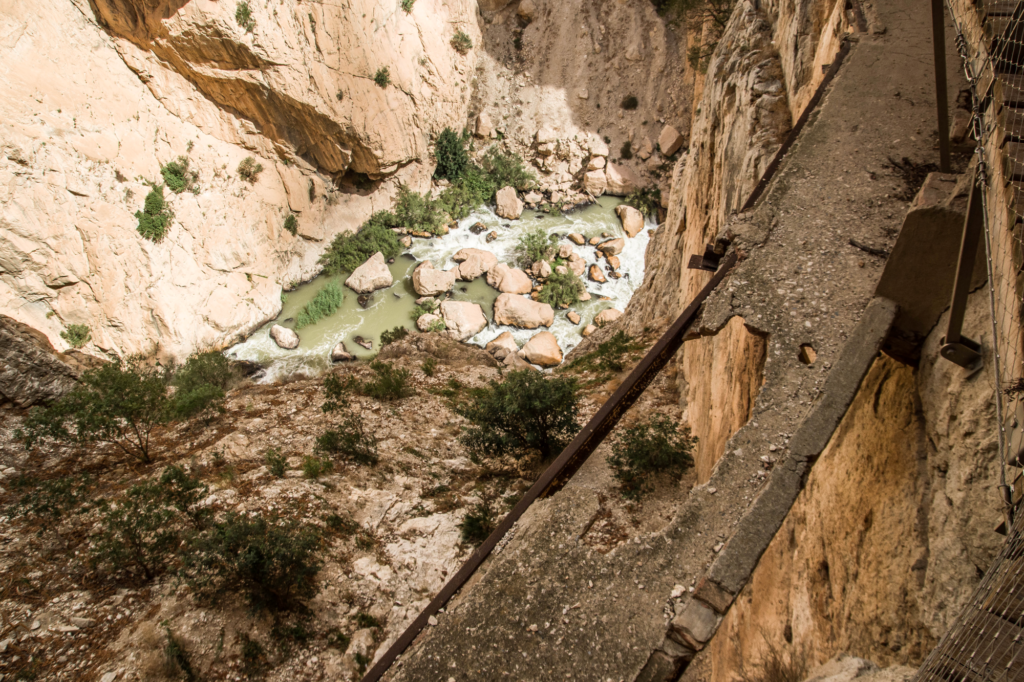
136, 186, 173, 242
411, 298, 439, 320
454, 370, 580, 460
362, 360, 413, 401
265, 448, 287, 477
514, 227, 555, 268
320, 220, 402, 274
302, 454, 333, 480
421, 357, 438, 377
374, 66, 391, 88
458, 502, 494, 546
18, 357, 169, 464
401, 0, 415, 12
91, 482, 180, 581
538, 271, 585, 308
235, 1, 255, 32
318, 376, 380, 465
563, 330, 642, 375
158, 465, 211, 529
436, 165, 494, 220
607, 415, 696, 500
451, 30, 473, 55
356, 612, 381, 629
623, 188, 662, 217
61, 324, 91, 349
284, 213, 298, 236
183, 512, 324, 611
296, 281, 343, 328
620, 140, 633, 160
433, 127, 471, 181
161, 156, 198, 194
324, 513, 360, 536
240, 635, 267, 676
621, 95, 639, 110
427, 319, 446, 333
380, 325, 410, 347
325, 628, 351, 650
480, 147, 536, 191
237, 156, 264, 183
393, 184, 446, 234
164, 628, 199, 682
15, 474, 95, 538
168, 351, 236, 421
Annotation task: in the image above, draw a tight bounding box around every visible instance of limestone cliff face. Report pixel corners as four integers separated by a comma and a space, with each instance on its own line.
0, 0, 475, 361
710, 293, 1003, 678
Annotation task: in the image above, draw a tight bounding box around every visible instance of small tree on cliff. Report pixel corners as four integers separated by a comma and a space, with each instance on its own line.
18, 357, 170, 465
454, 370, 580, 460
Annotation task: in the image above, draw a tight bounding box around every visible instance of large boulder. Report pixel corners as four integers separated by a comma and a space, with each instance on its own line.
589, 265, 606, 283
270, 325, 300, 349
475, 112, 494, 138
486, 263, 533, 294
453, 248, 498, 281
567, 233, 586, 246
345, 252, 393, 293
496, 186, 524, 220
598, 238, 625, 256
412, 261, 458, 296
583, 169, 607, 196
494, 294, 554, 329
568, 257, 587, 277
520, 331, 562, 367
605, 163, 640, 196
658, 124, 685, 156
615, 205, 645, 238
557, 244, 575, 259
440, 301, 487, 341
594, 308, 623, 327
486, 331, 519, 353
589, 136, 610, 158
331, 342, 355, 362
587, 156, 606, 171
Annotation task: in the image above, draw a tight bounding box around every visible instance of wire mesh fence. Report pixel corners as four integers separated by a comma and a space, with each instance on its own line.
912, 1, 1024, 679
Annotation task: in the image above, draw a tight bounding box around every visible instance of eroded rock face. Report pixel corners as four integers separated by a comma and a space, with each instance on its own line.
520, 331, 562, 367
453, 249, 498, 281
440, 301, 487, 342
486, 264, 533, 295
345, 252, 393, 294
270, 325, 299, 349
412, 261, 458, 297
0, 316, 100, 407
493, 294, 554, 329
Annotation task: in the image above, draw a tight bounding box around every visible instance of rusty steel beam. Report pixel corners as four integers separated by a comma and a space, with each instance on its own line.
360, 252, 739, 682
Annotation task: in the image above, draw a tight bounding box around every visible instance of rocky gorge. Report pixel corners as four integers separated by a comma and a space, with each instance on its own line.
0, 0, 1014, 681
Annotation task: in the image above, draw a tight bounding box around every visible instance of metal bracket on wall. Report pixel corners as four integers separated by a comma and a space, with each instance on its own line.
939, 171, 985, 372
688, 236, 732, 272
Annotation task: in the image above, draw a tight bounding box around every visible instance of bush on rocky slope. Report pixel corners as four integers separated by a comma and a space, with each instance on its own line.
320, 219, 403, 274
607, 414, 696, 500
455, 369, 580, 460
160, 156, 199, 194
538, 270, 585, 308
135, 186, 173, 242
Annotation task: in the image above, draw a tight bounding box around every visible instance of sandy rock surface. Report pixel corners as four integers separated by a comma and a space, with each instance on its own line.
345, 252, 393, 294
453, 249, 499, 281
412, 261, 458, 297
440, 301, 487, 341
493, 294, 554, 329
486, 264, 533, 295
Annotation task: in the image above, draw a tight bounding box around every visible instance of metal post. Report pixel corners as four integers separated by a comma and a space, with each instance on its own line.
932, 0, 952, 173
940, 169, 983, 370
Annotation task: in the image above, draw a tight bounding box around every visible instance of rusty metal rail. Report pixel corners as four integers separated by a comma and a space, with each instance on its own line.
360, 252, 739, 682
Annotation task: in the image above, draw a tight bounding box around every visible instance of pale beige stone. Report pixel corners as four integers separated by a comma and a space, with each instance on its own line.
416, 313, 443, 332
452, 248, 498, 281
486, 331, 519, 354
412, 261, 457, 297
587, 155, 606, 171
581, 324, 597, 337
520, 331, 562, 367
658, 124, 685, 156
567, 233, 586, 246
605, 163, 640, 196
440, 301, 487, 341
493, 294, 553, 329
486, 263, 533, 294
558, 244, 575, 259
537, 260, 553, 279
637, 137, 654, 161
270, 325, 299, 349
345, 252, 393, 293
569, 258, 587, 277
524, 191, 543, 204
583, 169, 607, 196
589, 264, 607, 283
495, 186, 524, 219
607, 255, 621, 270
615, 205, 645, 238
589, 136, 610, 157
475, 112, 494, 139
599, 238, 625, 256
567, 311, 581, 325
594, 308, 622, 327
